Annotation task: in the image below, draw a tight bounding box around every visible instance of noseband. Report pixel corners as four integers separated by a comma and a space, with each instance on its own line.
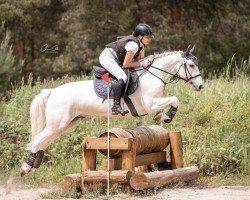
139, 54, 201, 85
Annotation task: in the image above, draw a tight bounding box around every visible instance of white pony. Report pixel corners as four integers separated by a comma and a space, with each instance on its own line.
20, 45, 203, 176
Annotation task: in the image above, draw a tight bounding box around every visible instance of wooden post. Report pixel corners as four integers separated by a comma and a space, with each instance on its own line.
121, 139, 136, 172
169, 131, 183, 169
130, 166, 199, 190
120, 138, 136, 192
82, 140, 97, 191
82, 146, 97, 171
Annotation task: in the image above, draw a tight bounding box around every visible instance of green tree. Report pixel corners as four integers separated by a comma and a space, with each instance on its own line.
0, 0, 65, 81
0, 28, 21, 97
0, 0, 249, 94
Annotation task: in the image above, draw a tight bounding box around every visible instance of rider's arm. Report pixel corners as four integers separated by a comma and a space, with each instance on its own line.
123, 51, 141, 68
122, 41, 142, 68
139, 49, 145, 59
133, 49, 145, 61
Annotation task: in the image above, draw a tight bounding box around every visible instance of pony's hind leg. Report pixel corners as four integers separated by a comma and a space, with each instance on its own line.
20, 126, 57, 176
30, 115, 81, 153
20, 118, 71, 176
30, 125, 62, 153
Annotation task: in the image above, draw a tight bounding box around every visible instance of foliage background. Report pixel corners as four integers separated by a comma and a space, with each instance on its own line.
0, 0, 250, 95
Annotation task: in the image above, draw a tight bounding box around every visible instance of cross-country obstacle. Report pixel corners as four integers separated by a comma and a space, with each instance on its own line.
60, 125, 199, 192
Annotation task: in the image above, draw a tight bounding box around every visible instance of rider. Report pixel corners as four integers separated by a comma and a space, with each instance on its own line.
99, 23, 154, 115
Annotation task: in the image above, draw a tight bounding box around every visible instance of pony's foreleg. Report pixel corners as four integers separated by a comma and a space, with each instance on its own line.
149, 96, 180, 123
150, 96, 179, 111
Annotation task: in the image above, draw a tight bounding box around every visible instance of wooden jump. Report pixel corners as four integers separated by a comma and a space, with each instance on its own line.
60, 125, 199, 192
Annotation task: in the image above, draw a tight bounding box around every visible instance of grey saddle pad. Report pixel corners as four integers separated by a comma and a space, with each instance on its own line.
93, 66, 139, 99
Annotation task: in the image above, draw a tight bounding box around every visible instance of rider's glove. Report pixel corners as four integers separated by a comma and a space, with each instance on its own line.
139, 56, 154, 67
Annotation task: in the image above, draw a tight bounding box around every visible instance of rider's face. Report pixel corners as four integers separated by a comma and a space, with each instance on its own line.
140, 35, 152, 45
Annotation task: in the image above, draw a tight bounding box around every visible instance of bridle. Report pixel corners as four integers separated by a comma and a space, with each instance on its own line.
137, 53, 201, 86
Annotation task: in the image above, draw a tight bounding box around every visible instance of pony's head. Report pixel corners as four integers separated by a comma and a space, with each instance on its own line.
176, 45, 204, 91
139, 45, 204, 91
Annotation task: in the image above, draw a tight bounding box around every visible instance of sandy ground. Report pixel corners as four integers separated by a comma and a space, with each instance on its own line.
0, 185, 250, 200
0, 186, 48, 200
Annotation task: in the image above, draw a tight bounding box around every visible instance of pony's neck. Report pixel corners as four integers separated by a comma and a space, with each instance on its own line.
148, 51, 182, 80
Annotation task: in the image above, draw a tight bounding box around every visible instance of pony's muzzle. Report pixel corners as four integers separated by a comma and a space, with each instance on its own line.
198, 85, 204, 91
189, 78, 204, 91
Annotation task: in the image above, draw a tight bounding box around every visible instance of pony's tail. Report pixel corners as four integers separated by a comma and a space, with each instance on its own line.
27, 89, 53, 150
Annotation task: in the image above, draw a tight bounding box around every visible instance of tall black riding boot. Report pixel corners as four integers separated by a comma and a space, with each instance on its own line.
112, 79, 129, 115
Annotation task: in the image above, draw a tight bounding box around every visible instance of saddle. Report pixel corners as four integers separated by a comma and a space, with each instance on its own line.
93, 66, 139, 100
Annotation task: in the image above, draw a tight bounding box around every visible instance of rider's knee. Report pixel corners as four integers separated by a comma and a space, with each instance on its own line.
122, 76, 127, 83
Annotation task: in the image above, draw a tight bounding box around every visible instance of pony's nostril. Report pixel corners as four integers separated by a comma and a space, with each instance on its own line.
190, 81, 193, 85
199, 85, 204, 90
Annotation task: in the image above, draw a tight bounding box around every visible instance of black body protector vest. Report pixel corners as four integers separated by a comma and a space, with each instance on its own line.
106, 35, 143, 65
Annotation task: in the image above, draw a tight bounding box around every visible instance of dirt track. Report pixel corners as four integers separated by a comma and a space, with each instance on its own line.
0, 185, 250, 200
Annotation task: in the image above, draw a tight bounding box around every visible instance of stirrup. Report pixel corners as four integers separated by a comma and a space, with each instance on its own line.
112, 106, 128, 116
120, 109, 129, 116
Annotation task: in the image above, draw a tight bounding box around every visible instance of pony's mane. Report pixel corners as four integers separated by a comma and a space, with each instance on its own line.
144, 50, 183, 61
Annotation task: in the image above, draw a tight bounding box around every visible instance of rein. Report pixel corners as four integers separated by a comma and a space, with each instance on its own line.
136, 54, 201, 86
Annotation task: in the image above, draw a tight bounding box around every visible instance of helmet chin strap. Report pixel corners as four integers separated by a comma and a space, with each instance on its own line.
139, 36, 146, 46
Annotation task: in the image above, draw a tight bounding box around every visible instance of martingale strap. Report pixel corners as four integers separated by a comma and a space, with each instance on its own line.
123, 96, 139, 116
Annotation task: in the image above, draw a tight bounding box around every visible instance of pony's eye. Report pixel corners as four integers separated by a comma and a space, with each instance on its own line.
189, 64, 194, 68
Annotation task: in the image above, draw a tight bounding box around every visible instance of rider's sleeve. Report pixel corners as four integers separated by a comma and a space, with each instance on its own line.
125, 41, 139, 54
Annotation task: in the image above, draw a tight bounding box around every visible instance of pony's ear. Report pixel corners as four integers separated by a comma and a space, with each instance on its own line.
190, 45, 195, 55
184, 45, 192, 56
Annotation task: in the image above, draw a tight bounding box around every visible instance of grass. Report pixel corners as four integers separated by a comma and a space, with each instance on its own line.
197, 174, 250, 188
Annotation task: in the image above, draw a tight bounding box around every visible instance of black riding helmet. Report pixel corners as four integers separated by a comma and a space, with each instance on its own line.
133, 24, 154, 38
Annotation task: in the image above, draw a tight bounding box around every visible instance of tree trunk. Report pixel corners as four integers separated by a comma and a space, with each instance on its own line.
16, 34, 26, 79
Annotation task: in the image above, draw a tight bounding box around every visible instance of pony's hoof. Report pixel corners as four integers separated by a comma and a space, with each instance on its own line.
164, 118, 172, 123
163, 113, 174, 123
163, 106, 178, 123
20, 162, 32, 176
